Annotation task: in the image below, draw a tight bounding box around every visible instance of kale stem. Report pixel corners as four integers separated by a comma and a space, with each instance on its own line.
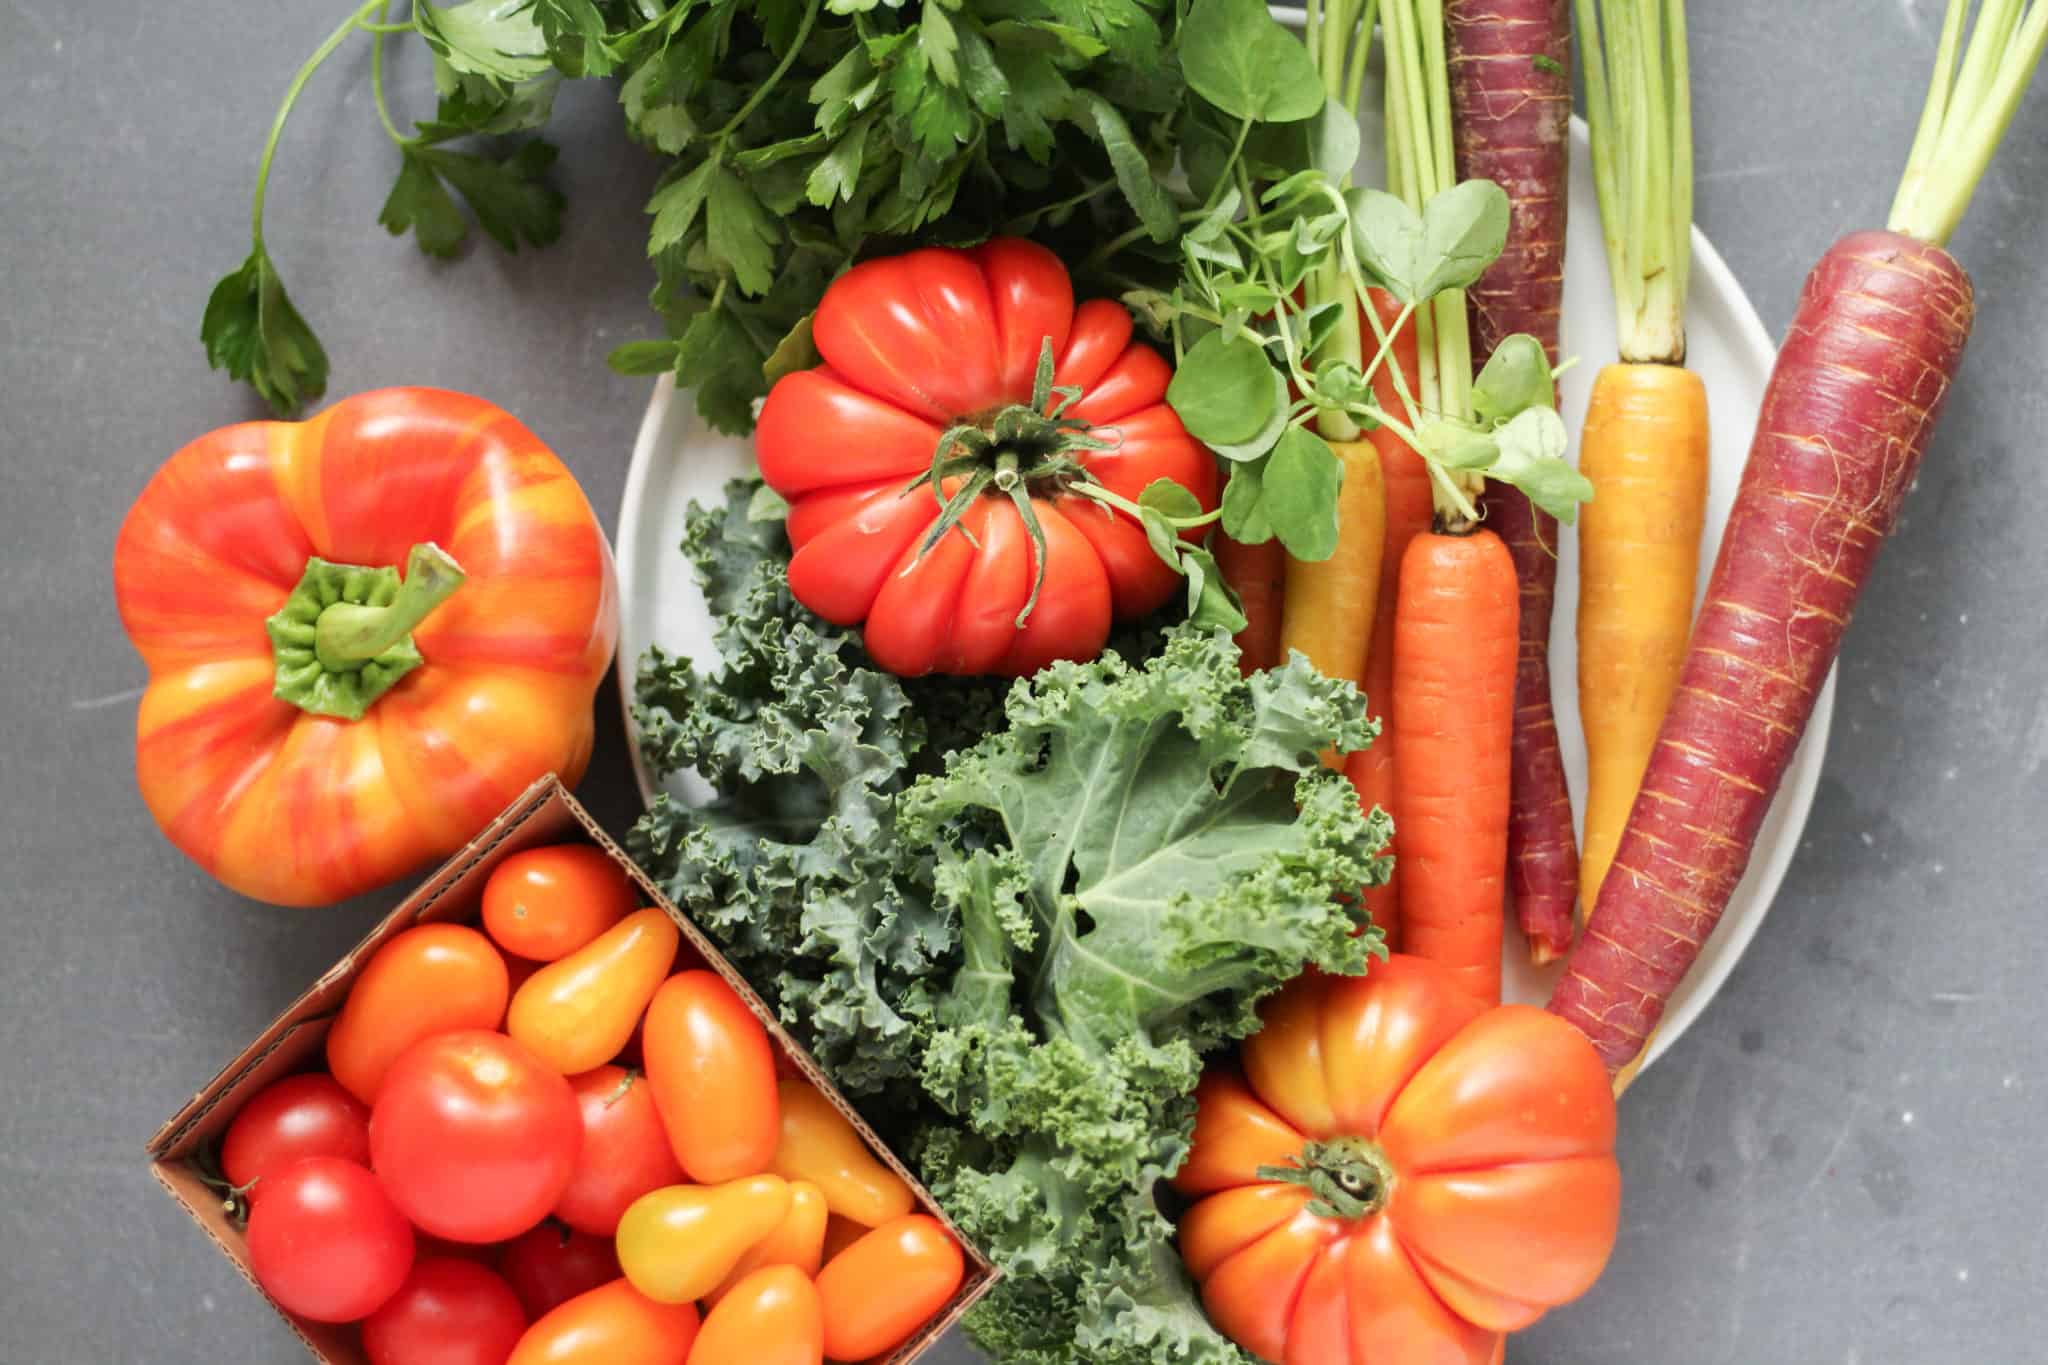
715, 0, 822, 142
252, 0, 387, 247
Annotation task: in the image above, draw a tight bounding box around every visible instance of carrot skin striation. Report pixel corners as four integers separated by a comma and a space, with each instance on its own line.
1392, 529, 1519, 1006
1447, 0, 1581, 961
1552, 230, 1974, 1073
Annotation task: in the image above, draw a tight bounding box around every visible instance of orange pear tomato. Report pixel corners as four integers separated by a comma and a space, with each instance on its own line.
506, 1278, 698, 1365
687, 1266, 823, 1365
815, 1214, 965, 1361
641, 971, 779, 1182
770, 1079, 914, 1228
508, 909, 679, 1075
706, 1180, 828, 1306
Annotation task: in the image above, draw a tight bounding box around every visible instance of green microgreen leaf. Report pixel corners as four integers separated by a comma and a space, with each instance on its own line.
1203, 368, 1293, 462
1415, 178, 1511, 298
1264, 425, 1344, 561
1488, 407, 1592, 522
1220, 457, 1274, 542
1471, 333, 1556, 425
1077, 92, 1177, 243
1167, 331, 1279, 448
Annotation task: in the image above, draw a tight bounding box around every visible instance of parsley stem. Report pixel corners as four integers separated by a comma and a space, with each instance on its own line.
714, 0, 822, 143
251, 0, 387, 247
369, 1, 411, 148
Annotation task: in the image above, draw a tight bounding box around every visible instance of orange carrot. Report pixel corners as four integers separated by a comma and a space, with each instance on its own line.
1390, 529, 1519, 1004
1215, 533, 1287, 675
1576, 363, 1708, 913
1278, 444, 1385, 714
1343, 290, 1427, 945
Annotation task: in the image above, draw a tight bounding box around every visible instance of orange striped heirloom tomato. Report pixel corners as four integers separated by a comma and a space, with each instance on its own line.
754, 238, 1219, 677
113, 388, 617, 906
1173, 957, 1620, 1365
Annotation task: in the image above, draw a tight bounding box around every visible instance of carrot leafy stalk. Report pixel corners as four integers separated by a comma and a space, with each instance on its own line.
1572, 0, 1711, 950
1553, 0, 2047, 1083
1444, 0, 1581, 963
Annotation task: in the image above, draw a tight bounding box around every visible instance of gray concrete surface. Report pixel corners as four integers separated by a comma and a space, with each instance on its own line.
3, 4, 2043, 1362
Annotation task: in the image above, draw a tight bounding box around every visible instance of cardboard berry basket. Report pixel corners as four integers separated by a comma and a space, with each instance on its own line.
147, 773, 997, 1364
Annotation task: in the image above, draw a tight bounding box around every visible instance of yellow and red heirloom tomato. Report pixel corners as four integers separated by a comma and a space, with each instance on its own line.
1173, 957, 1620, 1365
113, 388, 616, 906
755, 238, 1219, 677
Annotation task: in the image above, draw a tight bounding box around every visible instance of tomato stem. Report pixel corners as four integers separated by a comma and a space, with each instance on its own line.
1257, 1136, 1395, 1221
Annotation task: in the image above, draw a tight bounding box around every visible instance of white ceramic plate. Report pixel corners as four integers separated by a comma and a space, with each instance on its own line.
612, 103, 1834, 1075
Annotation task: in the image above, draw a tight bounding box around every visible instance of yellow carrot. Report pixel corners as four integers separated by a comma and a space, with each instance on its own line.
1576, 365, 1710, 914
1279, 442, 1386, 760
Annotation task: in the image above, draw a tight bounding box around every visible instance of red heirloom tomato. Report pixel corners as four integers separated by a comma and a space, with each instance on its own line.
221, 1074, 371, 1196
755, 237, 1219, 677
371, 1031, 582, 1243
1172, 957, 1621, 1365
362, 1258, 528, 1365
246, 1157, 414, 1323
499, 1223, 622, 1320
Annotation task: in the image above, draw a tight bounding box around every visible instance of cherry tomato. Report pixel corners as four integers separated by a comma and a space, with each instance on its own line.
362, 1258, 528, 1365
616, 1177, 791, 1305
245, 1157, 414, 1323
642, 971, 779, 1182
483, 845, 637, 962
507, 1279, 698, 1365
551, 1066, 687, 1238
221, 1074, 370, 1198
499, 1223, 621, 1320
508, 909, 680, 1075
815, 1214, 966, 1361
770, 1078, 913, 1227
688, 1266, 822, 1365
327, 924, 510, 1103
707, 1180, 827, 1305
371, 1030, 582, 1243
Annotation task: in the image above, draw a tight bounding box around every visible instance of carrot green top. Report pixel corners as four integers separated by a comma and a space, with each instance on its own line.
1578, 0, 1693, 366
1890, 0, 2048, 247
1303, 0, 1379, 439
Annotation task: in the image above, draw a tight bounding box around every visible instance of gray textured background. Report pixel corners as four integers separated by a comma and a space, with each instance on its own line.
3, 4, 2043, 1362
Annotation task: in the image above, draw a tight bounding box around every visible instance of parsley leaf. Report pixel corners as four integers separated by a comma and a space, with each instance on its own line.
201, 247, 330, 416
706, 166, 781, 296
413, 1, 553, 84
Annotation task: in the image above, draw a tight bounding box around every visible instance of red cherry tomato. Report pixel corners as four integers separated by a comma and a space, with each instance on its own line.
507, 1279, 699, 1365
498, 1223, 622, 1320
483, 845, 638, 962
642, 971, 779, 1182
221, 1074, 371, 1199
553, 1066, 688, 1238
362, 1258, 528, 1365
371, 1031, 582, 1243
245, 1157, 414, 1323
